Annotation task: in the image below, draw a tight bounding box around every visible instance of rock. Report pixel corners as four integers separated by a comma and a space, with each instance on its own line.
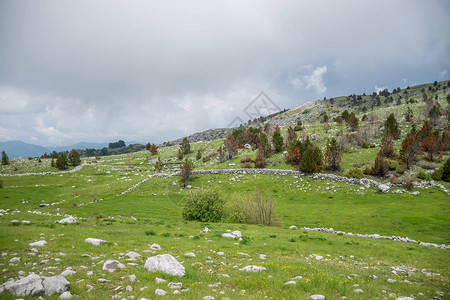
128, 274, 136, 282
29, 240, 47, 247
59, 291, 73, 299
144, 254, 185, 277
3, 274, 44, 296
126, 285, 133, 292
289, 225, 298, 230
97, 278, 110, 283
284, 281, 297, 285
42, 275, 70, 295
310, 295, 325, 300
39, 204, 49, 207
57, 216, 77, 224
9, 257, 20, 263
150, 243, 161, 250
203, 296, 215, 300
126, 252, 141, 259
222, 230, 242, 238
155, 277, 167, 284
168, 282, 182, 289
396, 298, 414, 300
61, 270, 76, 277
201, 227, 211, 233
387, 278, 397, 283
378, 184, 390, 193
155, 288, 167, 296
102, 260, 125, 272
185, 252, 196, 257
353, 289, 364, 293
84, 238, 107, 245
21, 220, 30, 224
239, 265, 266, 272
291, 276, 303, 280
259, 254, 266, 260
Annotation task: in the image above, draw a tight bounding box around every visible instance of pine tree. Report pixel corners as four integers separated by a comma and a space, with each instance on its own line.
298, 145, 323, 173
180, 158, 194, 187
404, 107, 413, 122
254, 147, 267, 168
325, 138, 342, 171
145, 142, 151, 151
1, 151, 9, 165
285, 127, 297, 148
384, 113, 400, 139
217, 146, 225, 163
379, 135, 397, 158
56, 153, 68, 170
178, 149, 183, 160
181, 137, 191, 155
442, 158, 450, 182
272, 129, 284, 153
399, 130, 420, 169
155, 157, 163, 172
150, 144, 158, 155
346, 112, 359, 131
68, 149, 81, 166
369, 152, 389, 177
422, 131, 441, 162
196, 149, 202, 160
224, 135, 238, 160
258, 133, 272, 158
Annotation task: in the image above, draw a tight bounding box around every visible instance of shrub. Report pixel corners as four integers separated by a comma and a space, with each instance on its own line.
417, 170, 427, 180
299, 145, 323, 173
241, 162, 253, 169
180, 159, 194, 187
343, 168, 365, 179
403, 174, 414, 190
182, 189, 226, 222
396, 165, 406, 174
68, 149, 81, 166
431, 168, 443, 181
240, 156, 253, 163
0, 180, 3, 188
1, 151, 9, 165
441, 158, 450, 182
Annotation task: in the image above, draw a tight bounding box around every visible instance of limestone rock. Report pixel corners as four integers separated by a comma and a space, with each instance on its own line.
239, 265, 266, 272
29, 240, 47, 247
310, 295, 325, 300
3, 274, 44, 296
102, 260, 125, 272
378, 184, 390, 193
59, 291, 73, 299
144, 254, 185, 277
85, 238, 107, 245
57, 216, 77, 224
42, 275, 70, 295
155, 288, 167, 296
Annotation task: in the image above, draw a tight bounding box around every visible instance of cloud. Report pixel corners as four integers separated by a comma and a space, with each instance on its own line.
374, 85, 388, 94
440, 69, 448, 79
290, 65, 328, 95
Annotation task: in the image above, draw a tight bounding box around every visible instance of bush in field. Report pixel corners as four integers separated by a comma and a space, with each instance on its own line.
1, 151, 9, 165
181, 137, 191, 155
182, 189, 225, 222
56, 153, 68, 170
325, 138, 342, 171
180, 158, 194, 187
68, 149, 81, 166
343, 168, 365, 179
299, 145, 323, 173
442, 158, 450, 182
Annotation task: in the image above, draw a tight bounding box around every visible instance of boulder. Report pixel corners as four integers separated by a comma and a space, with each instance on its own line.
102, 260, 125, 272
378, 184, 390, 193
3, 274, 44, 296
239, 265, 266, 272
222, 230, 241, 238
126, 251, 141, 259
84, 238, 107, 245
29, 240, 47, 247
150, 243, 161, 250
155, 288, 167, 296
42, 275, 70, 295
144, 254, 185, 277
59, 291, 73, 299
57, 216, 77, 224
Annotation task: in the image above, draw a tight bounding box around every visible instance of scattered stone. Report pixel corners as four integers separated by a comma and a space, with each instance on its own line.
201, 227, 211, 233
97, 278, 110, 283
29, 240, 47, 247
203, 296, 215, 300
239, 265, 266, 272
185, 252, 196, 257
354, 289, 364, 293
168, 282, 182, 289
144, 254, 185, 277
396, 297, 414, 300
9, 257, 20, 263
155, 288, 167, 296
378, 184, 390, 193
291, 276, 303, 280
21, 220, 30, 224
126, 285, 133, 292
42, 275, 70, 295
87, 271, 93, 276
259, 254, 266, 260
310, 295, 325, 300
84, 238, 107, 245
289, 225, 298, 230
126, 252, 141, 259
102, 260, 125, 272
128, 274, 136, 282
150, 243, 161, 250
284, 281, 297, 285
387, 278, 397, 283
59, 291, 72, 299
61, 270, 76, 277
155, 277, 167, 284
222, 231, 242, 238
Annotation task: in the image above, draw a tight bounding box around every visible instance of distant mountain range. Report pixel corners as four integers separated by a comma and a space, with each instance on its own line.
0, 141, 109, 159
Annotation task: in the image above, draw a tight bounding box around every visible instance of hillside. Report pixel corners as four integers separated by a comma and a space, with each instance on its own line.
0, 80, 449, 299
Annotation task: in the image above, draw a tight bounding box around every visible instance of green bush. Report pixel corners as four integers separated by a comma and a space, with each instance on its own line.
343, 168, 365, 179
442, 158, 450, 182
0, 180, 3, 188
431, 168, 443, 181
417, 170, 427, 180
182, 189, 226, 222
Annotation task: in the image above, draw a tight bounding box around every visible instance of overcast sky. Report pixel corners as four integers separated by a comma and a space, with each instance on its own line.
1, 1, 449, 146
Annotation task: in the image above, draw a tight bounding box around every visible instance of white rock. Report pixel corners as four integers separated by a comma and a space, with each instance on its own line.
239, 265, 266, 272
29, 240, 47, 247
387, 278, 397, 283
61, 270, 76, 277
155, 288, 167, 296
284, 281, 297, 285
396, 298, 414, 300
126, 285, 133, 292
144, 254, 185, 277
128, 274, 136, 282
310, 295, 325, 300
155, 277, 167, 284
201, 227, 211, 233
42, 275, 70, 295
354, 289, 364, 293
59, 291, 73, 299
185, 252, 196, 257
57, 216, 77, 224
150, 243, 161, 250
126, 252, 141, 259
203, 296, 215, 300
3, 274, 44, 296
168, 282, 182, 289
291, 276, 303, 280
378, 184, 390, 193
102, 260, 125, 272
84, 238, 107, 245
289, 225, 298, 230
21, 220, 30, 224
9, 257, 20, 263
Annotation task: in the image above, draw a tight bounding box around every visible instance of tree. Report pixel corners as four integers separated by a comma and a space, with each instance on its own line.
177, 149, 183, 160
323, 122, 331, 133
422, 131, 441, 162
325, 138, 342, 171
56, 152, 68, 170
109, 140, 126, 149
1, 151, 9, 165
181, 137, 191, 155
429, 105, 441, 127
196, 149, 202, 160
341, 110, 349, 121
399, 130, 420, 169
285, 144, 302, 166
384, 113, 400, 139
180, 158, 194, 187
50, 151, 58, 159
272, 129, 284, 153
258, 133, 271, 158
285, 127, 297, 148
155, 157, 163, 172
254, 147, 267, 168
369, 153, 389, 177
379, 135, 396, 158
224, 135, 238, 160
149, 144, 158, 155
404, 107, 414, 122
442, 158, 450, 182
145, 142, 151, 151
346, 112, 359, 131
68, 149, 81, 166
217, 146, 225, 163
299, 145, 323, 173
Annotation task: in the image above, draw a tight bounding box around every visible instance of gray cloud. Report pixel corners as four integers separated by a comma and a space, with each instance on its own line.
0, 0, 449, 145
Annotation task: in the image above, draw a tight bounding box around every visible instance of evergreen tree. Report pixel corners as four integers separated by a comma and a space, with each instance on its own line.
149, 144, 158, 155
56, 152, 68, 170
272, 129, 284, 153
196, 149, 202, 160
224, 135, 238, 160
1, 151, 9, 165
155, 157, 164, 172
68, 149, 81, 166
178, 148, 183, 160
217, 146, 225, 163
399, 129, 420, 169
325, 138, 342, 171
384, 113, 400, 139
346, 112, 359, 131
369, 152, 389, 177
341, 110, 349, 121
254, 146, 267, 168
298, 145, 323, 173
442, 158, 450, 182
181, 137, 191, 155
429, 105, 441, 127
145, 142, 151, 150
258, 132, 272, 158
422, 131, 441, 162
50, 151, 58, 159
404, 107, 414, 122
285, 127, 297, 148
180, 158, 194, 187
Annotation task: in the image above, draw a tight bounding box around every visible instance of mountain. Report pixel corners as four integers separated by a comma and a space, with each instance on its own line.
0, 141, 108, 159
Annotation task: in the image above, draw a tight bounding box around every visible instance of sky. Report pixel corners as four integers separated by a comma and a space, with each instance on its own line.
0, 0, 449, 146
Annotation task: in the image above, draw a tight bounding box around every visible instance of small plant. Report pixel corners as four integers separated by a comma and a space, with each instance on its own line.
343, 168, 365, 179
161, 232, 171, 237
417, 170, 427, 180
0, 180, 3, 188
396, 165, 406, 174
145, 230, 156, 236
239, 236, 252, 245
